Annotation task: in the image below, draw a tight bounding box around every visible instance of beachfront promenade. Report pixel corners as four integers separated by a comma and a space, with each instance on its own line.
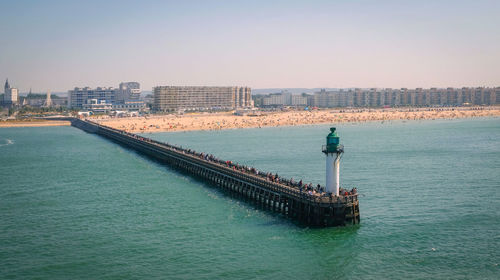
71, 118, 360, 227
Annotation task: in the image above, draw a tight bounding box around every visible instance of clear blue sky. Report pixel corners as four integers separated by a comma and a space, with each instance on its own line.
1, 0, 499, 92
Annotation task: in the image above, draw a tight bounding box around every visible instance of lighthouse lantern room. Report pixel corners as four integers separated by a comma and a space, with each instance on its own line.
322, 127, 344, 196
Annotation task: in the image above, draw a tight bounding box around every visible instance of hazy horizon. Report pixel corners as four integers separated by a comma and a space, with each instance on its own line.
1, 0, 499, 92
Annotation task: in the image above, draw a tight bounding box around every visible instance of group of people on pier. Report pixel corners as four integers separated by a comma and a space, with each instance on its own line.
97, 121, 358, 199
167, 144, 358, 199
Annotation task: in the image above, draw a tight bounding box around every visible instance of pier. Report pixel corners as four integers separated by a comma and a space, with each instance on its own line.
71, 118, 360, 227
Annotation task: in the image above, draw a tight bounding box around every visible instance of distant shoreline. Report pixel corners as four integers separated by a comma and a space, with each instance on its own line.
2, 106, 498, 130
0, 120, 71, 128
95, 106, 500, 133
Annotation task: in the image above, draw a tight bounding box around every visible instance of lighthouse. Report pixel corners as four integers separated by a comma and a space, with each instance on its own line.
322, 127, 344, 196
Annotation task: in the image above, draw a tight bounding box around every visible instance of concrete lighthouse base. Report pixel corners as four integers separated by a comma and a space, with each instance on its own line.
326, 153, 341, 196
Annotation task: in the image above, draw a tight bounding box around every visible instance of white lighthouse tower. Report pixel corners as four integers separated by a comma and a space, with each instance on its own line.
322, 127, 344, 196
44, 90, 52, 107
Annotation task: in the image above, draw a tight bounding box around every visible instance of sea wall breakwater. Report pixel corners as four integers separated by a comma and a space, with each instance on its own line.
71, 118, 360, 227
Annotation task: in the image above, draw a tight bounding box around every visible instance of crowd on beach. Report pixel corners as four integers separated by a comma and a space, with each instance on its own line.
95, 107, 500, 133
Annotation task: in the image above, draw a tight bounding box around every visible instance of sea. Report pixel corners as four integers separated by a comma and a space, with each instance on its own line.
0, 118, 499, 279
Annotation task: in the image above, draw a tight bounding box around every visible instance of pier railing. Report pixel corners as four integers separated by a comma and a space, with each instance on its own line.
84, 119, 358, 205
321, 144, 344, 154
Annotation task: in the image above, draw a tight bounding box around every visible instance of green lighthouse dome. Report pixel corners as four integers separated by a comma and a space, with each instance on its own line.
326, 127, 340, 153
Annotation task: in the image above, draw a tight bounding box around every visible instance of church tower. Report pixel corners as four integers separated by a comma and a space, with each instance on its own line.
4, 79, 10, 93
3, 78, 18, 106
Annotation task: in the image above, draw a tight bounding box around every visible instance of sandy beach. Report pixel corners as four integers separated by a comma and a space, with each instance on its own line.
0, 120, 71, 128
94, 106, 500, 133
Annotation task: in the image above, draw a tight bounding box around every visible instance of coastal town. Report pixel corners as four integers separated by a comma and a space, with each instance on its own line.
2, 1, 499, 279
1, 79, 499, 130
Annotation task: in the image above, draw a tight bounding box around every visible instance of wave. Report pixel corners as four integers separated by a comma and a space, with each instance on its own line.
0, 139, 14, 147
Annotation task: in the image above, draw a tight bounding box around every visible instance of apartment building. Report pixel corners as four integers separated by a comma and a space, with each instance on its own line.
303, 87, 499, 108
153, 86, 252, 112
68, 87, 116, 108
68, 82, 142, 109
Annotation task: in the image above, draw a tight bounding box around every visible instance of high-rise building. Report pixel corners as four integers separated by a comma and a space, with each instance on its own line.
116, 82, 141, 104
291, 95, 308, 106
235, 87, 252, 108
68, 82, 142, 109
3, 79, 18, 106
68, 87, 116, 108
262, 91, 292, 106
296, 87, 499, 108
153, 86, 252, 112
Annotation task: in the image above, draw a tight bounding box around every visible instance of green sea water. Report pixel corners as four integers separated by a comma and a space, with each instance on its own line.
0, 118, 499, 279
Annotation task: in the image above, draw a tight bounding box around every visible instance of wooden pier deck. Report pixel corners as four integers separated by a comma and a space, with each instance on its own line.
71, 118, 360, 227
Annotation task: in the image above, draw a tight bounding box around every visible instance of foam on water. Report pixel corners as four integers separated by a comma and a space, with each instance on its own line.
0, 138, 14, 147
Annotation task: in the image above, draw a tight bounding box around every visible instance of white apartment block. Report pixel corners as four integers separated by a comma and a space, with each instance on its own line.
116, 82, 141, 104
68, 82, 142, 109
68, 87, 116, 108
291, 95, 307, 106
263, 93, 286, 106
